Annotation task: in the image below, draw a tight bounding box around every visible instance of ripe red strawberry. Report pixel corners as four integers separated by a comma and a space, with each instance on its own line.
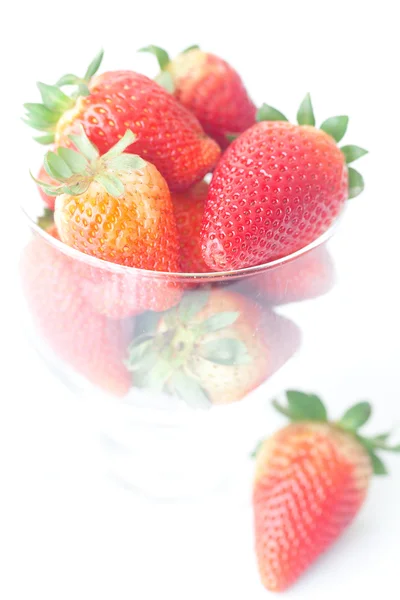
253, 391, 399, 592
24, 51, 220, 191
140, 45, 256, 147
126, 290, 301, 407
248, 245, 335, 305
172, 180, 209, 273
37, 163, 57, 210
20, 232, 132, 396
201, 94, 367, 271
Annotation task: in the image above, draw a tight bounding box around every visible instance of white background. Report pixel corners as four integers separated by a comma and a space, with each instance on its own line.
1, 0, 400, 598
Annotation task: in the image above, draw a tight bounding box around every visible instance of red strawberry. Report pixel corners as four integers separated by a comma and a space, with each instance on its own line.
37, 164, 57, 210
248, 245, 335, 305
24, 51, 220, 191
253, 391, 398, 591
201, 94, 367, 271
172, 180, 209, 273
126, 290, 301, 407
140, 45, 256, 147
20, 232, 132, 396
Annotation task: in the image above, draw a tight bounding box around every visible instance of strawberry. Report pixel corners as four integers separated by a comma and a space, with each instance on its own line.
248, 245, 335, 305
20, 232, 132, 396
253, 391, 399, 592
201, 94, 367, 271
37, 163, 57, 210
33, 128, 183, 318
140, 45, 256, 147
126, 290, 301, 407
34, 128, 180, 271
24, 50, 220, 191
172, 180, 210, 273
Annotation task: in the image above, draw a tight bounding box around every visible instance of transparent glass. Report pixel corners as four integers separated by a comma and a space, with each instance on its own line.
19, 198, 341, 502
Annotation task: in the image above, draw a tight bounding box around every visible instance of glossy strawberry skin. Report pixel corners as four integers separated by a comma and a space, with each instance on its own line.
201, 121, 348, 271
172, 180, 210, 273
20, 233, 132, 396
254, 422, 372, 591
167, 50, 256, 148
55, 162, 180, 272
56, 71, 220, 192
249, 245, 335, 305
37, 164, 57, 210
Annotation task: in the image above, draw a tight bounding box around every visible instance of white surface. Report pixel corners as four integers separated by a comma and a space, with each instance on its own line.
1, 0, 400, 598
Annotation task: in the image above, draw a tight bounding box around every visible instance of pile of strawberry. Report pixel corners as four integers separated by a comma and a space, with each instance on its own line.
21, 47, 365, 404
25, 47, 366, 275
21, 48, 399, 596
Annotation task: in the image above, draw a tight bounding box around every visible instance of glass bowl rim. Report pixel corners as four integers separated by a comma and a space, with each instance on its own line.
21, 204, 344, 281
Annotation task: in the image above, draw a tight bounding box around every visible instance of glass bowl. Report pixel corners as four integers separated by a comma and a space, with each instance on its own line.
19, 196, 340, 502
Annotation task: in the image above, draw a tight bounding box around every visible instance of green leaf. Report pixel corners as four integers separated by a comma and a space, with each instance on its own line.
23, 103, 60, 123
297, 93, 315, 126
57, 147, 89, 174
37, 82, 75, 112
200, 311, 240, 334
101, 129, 136, 161
94, 174, 124, 197
125, 340, 154, 370
68, 127, 99, 162
339, 401, 372, 431
251, 440, 264, 459
44, 151, 73, 181
372, 433, 391, 443
286, 390, 328, 422
178, 291, 210, 323
170, 370, 211, 409
182, 44, 200, 53
146, 358, 175, 392
256, 104, 288, 123
320, 115, 349, 142
84, 49, 104, 81
348, 167, 364, 199
33, 133, 55, 145
225, 133, 240, 143
161, 306, 179, 329
272, 399, 293, 419
200, 338, 251, 365
155, 71, 175, 94
368, 451, 388, 475
75, 83, 91, 98
62, 179, 91, 196
56, 74, 82, 87
106, 155, 147, 172
340, 145, 368, 164
30, 171, 64, 196
37, 208, 54, 231
139, 45, 170, 70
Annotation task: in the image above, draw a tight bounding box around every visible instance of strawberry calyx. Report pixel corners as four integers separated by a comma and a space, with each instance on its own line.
256, 94, 368, 199
125, 290, 251, 409
37, 207, 55, 230
261, 390, 400, 475
23, 50, 104, 145
31, 127, 146, 198
139, 44, 201, 94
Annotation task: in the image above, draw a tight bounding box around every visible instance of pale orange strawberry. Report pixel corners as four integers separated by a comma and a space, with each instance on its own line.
254, 391, 399, 592
34, 128, 183, 318
126, 289, 301, 407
